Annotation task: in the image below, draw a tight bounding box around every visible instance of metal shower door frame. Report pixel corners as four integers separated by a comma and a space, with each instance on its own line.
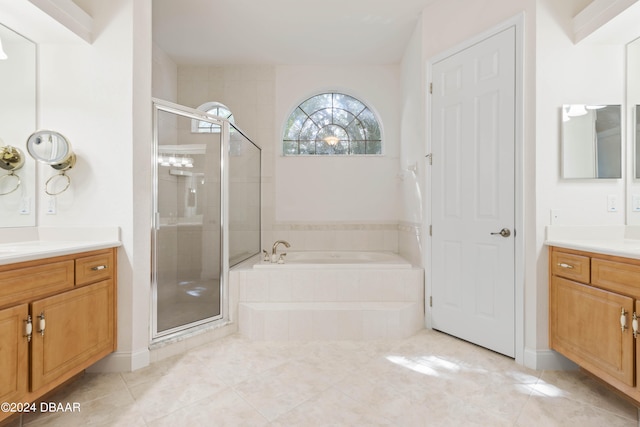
150, 98, 230, 342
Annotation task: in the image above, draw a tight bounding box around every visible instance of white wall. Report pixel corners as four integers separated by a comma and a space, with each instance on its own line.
535, 0, 625, 356
274, 65, 401, 223
405, 0, 626, 368
35, 0, 152, 370
152, 42, 177, 102
173, 64, 402, 253
267, 65, 402, 253
398, 19, 425, 266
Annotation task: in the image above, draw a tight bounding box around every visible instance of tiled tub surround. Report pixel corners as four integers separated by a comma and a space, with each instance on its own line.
232, 253, 424, 341
263, 223, 400, 253
261, 221, 424, 268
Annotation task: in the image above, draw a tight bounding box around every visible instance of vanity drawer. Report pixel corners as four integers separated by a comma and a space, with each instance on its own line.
75, 250, 114, 287
592, 258, 640, 297
0, 260, 74, 308
551, 250, 590, 283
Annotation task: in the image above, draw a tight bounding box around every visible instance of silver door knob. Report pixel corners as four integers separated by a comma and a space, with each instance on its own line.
491, 228, 511, 238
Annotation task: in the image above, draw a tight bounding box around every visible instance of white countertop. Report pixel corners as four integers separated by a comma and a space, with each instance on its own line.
545, 225, 640, 259
0, 240, 121, 265
0, 226, 121, 265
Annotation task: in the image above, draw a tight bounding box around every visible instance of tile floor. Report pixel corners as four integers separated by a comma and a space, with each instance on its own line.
5, 329, 639, 426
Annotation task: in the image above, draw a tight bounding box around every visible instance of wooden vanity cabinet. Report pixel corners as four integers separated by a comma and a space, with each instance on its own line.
549, 246, 640, 404
0, 248, 117, 423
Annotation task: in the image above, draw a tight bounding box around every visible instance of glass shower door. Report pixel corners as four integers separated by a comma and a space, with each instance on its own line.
152, 102, 225, 338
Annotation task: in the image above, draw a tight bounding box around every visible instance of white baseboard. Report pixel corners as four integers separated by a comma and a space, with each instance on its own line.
86, 348, 150, 373
524, 347, 578, 371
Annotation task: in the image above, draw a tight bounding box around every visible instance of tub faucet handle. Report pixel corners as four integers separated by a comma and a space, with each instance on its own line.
277, 253, 286, 264
262, 249, 269, 262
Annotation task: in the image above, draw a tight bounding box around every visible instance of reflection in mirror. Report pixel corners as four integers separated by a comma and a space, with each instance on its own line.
562, 104, 621, 179
636, 106, 640, 179
629, 38, 640, 223
0, 23, 36, 226
0, 145, 24, 196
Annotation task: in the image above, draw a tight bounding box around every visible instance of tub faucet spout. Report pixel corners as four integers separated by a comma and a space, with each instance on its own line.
271, 240, 291, 262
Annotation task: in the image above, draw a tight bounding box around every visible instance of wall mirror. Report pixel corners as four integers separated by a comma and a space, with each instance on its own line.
628, 37, 640, 222
636, 106, 640, 179
0, 23, 36, 227
561, 104, 621, 179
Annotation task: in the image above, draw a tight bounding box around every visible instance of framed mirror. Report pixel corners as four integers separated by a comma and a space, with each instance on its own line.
0, 23, 36, 226
561, 104, 622, 179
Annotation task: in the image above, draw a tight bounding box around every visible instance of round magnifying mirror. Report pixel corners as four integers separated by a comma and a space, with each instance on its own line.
26, 130, 76, 171
0, 146, 25, 171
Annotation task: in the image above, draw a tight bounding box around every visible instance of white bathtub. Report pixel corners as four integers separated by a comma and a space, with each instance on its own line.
233, 250, 424, 340
253, 251, 411, 269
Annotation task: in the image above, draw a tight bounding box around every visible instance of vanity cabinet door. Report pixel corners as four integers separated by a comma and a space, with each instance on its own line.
550, 276, 634, 386
0, 304, 29, 403
30, 280, 115, 391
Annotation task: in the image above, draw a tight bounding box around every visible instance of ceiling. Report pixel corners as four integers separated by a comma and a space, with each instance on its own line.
152, 0, 436, 65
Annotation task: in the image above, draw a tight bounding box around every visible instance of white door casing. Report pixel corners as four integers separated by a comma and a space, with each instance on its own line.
430, 26, 516, 357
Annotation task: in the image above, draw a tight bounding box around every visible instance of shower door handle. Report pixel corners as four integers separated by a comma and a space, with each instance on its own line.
490, 228, 511, 238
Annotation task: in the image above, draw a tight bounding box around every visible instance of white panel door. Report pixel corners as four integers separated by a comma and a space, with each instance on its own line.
431, 27, 516, 357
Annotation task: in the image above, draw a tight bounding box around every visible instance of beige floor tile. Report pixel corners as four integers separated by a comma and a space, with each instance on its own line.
128, 365, 230, 423
147, 389, 268, 427
23, 388, 145, 427
270, 387, 396, 426
13, 330, 640, 427
538, 370, 637, 421
233, 359, 334, 421
516, 393, 637, 427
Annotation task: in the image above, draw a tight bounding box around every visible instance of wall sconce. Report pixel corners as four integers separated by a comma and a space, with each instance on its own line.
26, 130, 76, 195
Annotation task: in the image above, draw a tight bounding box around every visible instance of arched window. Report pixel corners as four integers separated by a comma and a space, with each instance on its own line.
192, 101, 234, 133
282, 92, 382, 155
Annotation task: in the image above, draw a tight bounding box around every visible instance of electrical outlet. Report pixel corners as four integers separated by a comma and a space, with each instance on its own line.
46, 198, 56, 215
607, 195, 618, 212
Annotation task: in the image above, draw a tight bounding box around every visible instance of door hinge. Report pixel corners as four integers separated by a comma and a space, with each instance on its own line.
426, 153, 432, 165
429, 225, 432, 236
430, 296, 433, 307
429, 82, 433, 94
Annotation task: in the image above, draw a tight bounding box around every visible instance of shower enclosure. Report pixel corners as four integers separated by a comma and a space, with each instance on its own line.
152, 99, 261, 340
